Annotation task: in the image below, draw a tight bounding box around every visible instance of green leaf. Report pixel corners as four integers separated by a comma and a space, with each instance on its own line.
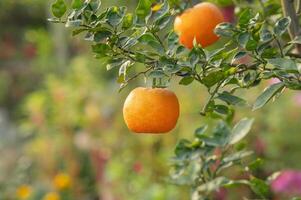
148, 70, 166, 78
238, 9, 252, 27
237, 32, 250, 47
135, 0, 153, 26
179, 76, 194, 85
246, 37, 258, 51
72, 28, 87, 36
228, 118, 254, 145
174, 139, 192, 158
249, 158, 264, 171
232, 51, 247, 64
93, 29, 112, 42
72, 0, 83, 9
268, 58, 298, 72
217, 91, 247, 106
194, 125, 208, 138
106, 58, 125, 70
154, 14, 171, 29
250, 177, 270, 198
51, 0, 67, 18
118, 60, 132, 82
213, 104, 229, 115
253, 82, 285, 110
65, 19, 82, 27
202, 71, 225, 87
153, 0, 169, 21
274, 17, 291, 36
215, 22, 234, 37
106, 6, 127, 26
138, 33, 163, 53
89, 0, 101, 12
92, 43, 111, 56
122, 13, 133, 29
222, 150, 253, 163
260, 27, 273, 42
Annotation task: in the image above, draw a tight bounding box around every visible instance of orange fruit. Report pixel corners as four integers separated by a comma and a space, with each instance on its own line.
123, 87, 180, 133
174, 2, 225, 49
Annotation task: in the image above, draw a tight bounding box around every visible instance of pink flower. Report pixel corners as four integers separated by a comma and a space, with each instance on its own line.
133, 162, 143, 174
221, 6, 235, 23
271, 170, 301, 195
214, 188, 227, 200
268, 78, 281, 85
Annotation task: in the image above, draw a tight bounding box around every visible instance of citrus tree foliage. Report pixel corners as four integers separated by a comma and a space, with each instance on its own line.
49, 0, 301, 199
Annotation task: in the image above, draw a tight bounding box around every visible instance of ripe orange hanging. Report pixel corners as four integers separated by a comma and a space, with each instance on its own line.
174, 2, 225, 49
123, 87, 180, 134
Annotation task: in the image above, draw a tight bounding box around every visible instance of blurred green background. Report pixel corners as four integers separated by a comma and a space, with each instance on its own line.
0, 0, 301, 199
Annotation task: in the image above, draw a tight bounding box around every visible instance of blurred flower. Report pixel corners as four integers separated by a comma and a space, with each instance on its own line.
43, 192, 60, 200
271, 170, 301, 195
293, 93, 301, 107
74, 132, 92, 151
16, 185, 32, 199
23, 43, 36, 59
268, 78, 281, 85
214, 188, 227, 200
254, 137, 266, 156
221, 5, 235, 23
133, 162, 143, 174
53, 173, 71, 190
91, 149, 109, 181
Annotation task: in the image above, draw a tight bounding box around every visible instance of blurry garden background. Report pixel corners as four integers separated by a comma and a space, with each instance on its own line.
1, 0, 301, 199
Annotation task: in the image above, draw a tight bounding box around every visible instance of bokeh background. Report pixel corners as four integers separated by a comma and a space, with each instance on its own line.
0, 0, 301, 199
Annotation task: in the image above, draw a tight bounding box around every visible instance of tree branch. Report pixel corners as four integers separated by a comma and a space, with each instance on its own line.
281, 0, 301, 54
297, 0, 301, 15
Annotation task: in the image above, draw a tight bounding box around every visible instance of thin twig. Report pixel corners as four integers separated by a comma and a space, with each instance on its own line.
274, 36, 284, 57
200, 81, 223, 116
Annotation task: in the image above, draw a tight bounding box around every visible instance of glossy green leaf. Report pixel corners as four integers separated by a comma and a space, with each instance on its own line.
122, 13, 133, 29
179, 76, 194, 85
93, 29, 112, 42
217, 91, 247, 106
228, 118, 254, 145
65, 19, 82, 27
202, 71, 225, 87
222, 150, 253, 163
135, 0, 152, 25
253, 82, 285, 110
238, 9, 252, 27
51, 0, 67, 18
215, 22, 234, 37
274, 17, 291, 36
92, 43, 111, 55
106, 6, 127, 26
106, 58, 125, 70
250, 177, 270, 198
268, 58, 298, 72
72, 0, 83, 9
237, 32, 250, 47
260, 27, 273, 42
194, 125, 208, 138
153, 0, 169, 21
232, 51, 247, 64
